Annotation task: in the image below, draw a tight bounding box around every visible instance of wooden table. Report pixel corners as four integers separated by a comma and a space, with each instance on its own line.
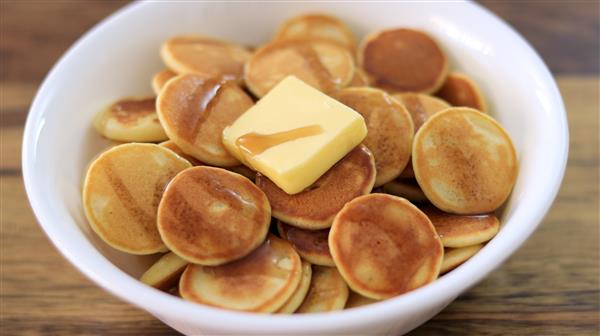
1, 2, 598, 335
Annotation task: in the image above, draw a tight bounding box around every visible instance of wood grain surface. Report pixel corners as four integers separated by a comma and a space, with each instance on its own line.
1, 1, 598, 335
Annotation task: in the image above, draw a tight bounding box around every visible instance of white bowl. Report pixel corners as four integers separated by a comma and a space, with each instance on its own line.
22, 1, 568, 335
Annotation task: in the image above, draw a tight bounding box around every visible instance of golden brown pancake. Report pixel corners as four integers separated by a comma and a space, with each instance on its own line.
345, 291, 379, 309
227, 164, 256, 181
157, 74, 254, 166
152, 69, 177, 95
244, 38, 355, 97
347, 68, 369, 87
83, 143, 191, 254
359, 28, 448, 93
277, 260, 313, 314
159, 140, 203, 166
440, 244, 483, 274
331, 88, 414, 187
296, 266, 349, 313
392, 93, 450, 132
421, 205, 499, 247
157, 166, 271, 265
436, 72, 487, 112
329, 194, 443, 299
382, 178, 428, 203
256, 145, 375, 230
274, 14, 357, 52
413, 107, 518, 214
140, 252, 188, 290
179, 235, 302, 313
277, 221, 334, 266
93, 97, 168, 142
161, 35, 251, 82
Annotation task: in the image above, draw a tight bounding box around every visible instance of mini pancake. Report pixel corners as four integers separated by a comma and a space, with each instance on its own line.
359, 28, 448, 93
436, 72, 487, 112
277, 260, 313, 314
179, 235, 302, 313
277, 221, 334, 266
296, 266, 349, 313
256, 145, 375, 230
382, 179, 428, 203
159, 140, 203, 166
345, 291, 379, 309
227, 164, 256, 181
347, 68, 369, 87
158, 166, 271, 265
413, 107, 518, 214
83, 143, 191, 254
421, 205, 499, 247
392, 93, 450, 132
93, 97, 168, 142
244, 38, 355, 97
329, 194, 443, 300
140, 252, 188, 290
152, 69, 177, 95
331, 88, 414, 187
157, 74, 254, 166
161, 35, 251, 82
274, 14, 357, 52
440, 244, 483, 274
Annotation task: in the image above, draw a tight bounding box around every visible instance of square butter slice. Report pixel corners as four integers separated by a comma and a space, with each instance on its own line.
222, 76, 367, 194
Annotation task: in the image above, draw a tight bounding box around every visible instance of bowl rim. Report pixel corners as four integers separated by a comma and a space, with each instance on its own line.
22, 0, 569, 333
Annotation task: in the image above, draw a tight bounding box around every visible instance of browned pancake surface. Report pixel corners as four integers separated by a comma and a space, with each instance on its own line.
157, 166, 270, 265
275, 14, 357, 51
329, 194, 443, 299
256, 145, 375, 230
277, 221, 334, 266
159, 140, 203, 166
436, 72, 487, 112
331, 88, 413, 186
393, 93, 450, 132
421, 205, 499, 247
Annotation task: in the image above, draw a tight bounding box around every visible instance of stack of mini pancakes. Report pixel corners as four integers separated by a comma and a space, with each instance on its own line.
83, 13, 517, 313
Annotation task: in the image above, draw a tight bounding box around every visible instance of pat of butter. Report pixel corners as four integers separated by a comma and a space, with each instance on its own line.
222, 76, 367, 194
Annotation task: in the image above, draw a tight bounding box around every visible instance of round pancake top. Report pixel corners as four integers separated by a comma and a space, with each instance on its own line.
157, 166, 270, 265
159, 140, 203, 166
392, 93, 450, 132
413, 107, 518, 214
256, 144, 376, 230
331, 88, 414, 187
161, 35, 250, 81
274, 13, 357, 51
329, 193, 443, 299
421, 205, 499, 247
277, 221, 334, 266
436, 72, 487, 112
152, 69, 177, 95
277, 260, 313, 313
296, 266, 349, 313
157, 74, 253, 166
179, 235, 302, 313
359, 28, 448, 93
83, 143, 191, 254
244, 38, 354, 97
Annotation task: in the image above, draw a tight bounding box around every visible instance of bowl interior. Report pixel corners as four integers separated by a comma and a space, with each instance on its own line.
23, 1, 567, 333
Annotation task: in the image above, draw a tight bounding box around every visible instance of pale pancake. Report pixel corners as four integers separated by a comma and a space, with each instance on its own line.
413, 107, 518, 214
157, 74, 254, 166
347, 68, 369, 87
244, 38, 355, 97
179, 235, 302, 313
157, 166, 271, 265
436, 72, 487, 112
161, 35, 251, 82
440, 244, 483, 274
140, 252, 188, 290
359, 28, 448, 93
277, 221, 334, 266
274, 14, 357, 51
82, 143, 191, 254
159, 140, 203, 166
152, 69, 177, 95
382, 179, 428, 203
421, 205, 499, 247
329, 194, 443, 299
331, 88, 414, 187
277, 261, 313, 314
392, 93, 450, 132
345, 291, 379, 309
256, 145, 375, 230
296, 266, 349, 313
93, 97, 167, 142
